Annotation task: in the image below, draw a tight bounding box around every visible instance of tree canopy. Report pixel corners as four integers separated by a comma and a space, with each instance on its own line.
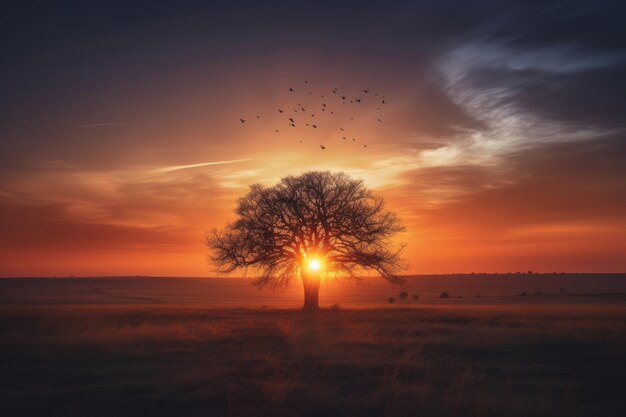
206, 171, 406, 288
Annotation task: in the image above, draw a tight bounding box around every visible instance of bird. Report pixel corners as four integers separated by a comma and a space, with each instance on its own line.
363, 89, 369, 93
350, 117, 354, 120
289, 118, 295, 123
363, 144, 367, 148
308, 92, 312, 95
275, 129, 280, 132
256, 115, 261, 119
339, 127, 344, 131
320, 145, 326, 150
290, 124, 295, 127
278, 109, 284, 113
312, 124, 318, 128
355, 98, 361, 103
352, 138, 356, 141
289, 87, 294, 92
304, 80, 308, 84
240, 119, 246, 123
342, 136, 346, 140
377, 118, 382, 122
382, 100, 386, 104
341, 96, 346, 100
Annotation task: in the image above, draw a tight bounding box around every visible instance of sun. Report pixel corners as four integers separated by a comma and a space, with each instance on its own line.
308, 258, 322, 271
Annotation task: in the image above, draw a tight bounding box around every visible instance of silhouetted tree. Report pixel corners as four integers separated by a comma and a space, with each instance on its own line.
206, 171, 406, 311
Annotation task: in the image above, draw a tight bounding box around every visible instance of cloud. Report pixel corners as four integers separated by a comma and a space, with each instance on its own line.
153, 158, 254, 173
78, 122, 130, 128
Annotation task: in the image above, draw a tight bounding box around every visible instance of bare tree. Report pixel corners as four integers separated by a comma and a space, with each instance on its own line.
206, 171, 406, 311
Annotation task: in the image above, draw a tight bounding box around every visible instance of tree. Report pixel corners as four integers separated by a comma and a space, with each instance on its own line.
206, 171, 406, 311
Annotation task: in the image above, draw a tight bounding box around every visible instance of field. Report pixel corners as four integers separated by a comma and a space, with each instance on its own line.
1, 275, 626, 416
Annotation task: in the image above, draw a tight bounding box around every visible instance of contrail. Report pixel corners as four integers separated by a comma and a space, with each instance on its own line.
79, 122, 129, 128
154, 158, 253, 173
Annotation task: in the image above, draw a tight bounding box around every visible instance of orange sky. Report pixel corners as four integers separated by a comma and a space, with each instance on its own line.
1, 3, 626, 276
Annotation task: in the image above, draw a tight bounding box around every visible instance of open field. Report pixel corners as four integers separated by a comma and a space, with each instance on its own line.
1, 276, 626, 416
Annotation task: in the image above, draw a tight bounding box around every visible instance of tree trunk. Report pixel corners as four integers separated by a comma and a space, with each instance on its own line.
301, 271, 320, 312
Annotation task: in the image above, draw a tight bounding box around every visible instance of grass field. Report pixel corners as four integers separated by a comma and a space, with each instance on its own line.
2, 301, 625, 416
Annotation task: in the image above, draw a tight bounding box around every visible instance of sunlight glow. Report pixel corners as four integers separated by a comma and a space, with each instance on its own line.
308, 259, 322, 271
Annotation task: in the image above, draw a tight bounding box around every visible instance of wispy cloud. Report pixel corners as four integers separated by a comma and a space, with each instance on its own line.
154, 158, 254, 173
78, 122, 130, 128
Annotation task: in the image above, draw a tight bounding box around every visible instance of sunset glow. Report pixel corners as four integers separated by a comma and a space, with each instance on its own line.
1, 2, 625, 278
308, 259, 322, 272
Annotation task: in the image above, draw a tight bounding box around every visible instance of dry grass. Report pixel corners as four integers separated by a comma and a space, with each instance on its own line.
1, 305, 625, 417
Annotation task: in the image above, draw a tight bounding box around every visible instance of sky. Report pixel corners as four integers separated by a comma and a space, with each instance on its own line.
1, 0, 625, 276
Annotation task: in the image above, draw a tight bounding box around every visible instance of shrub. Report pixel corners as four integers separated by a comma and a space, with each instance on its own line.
398, 291, 408, 300
412, 294, 419, 300
440, 292, 450, 299
388, 297, 396, 304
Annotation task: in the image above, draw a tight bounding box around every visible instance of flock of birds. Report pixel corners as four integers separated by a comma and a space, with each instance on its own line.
239, 81, 388, 150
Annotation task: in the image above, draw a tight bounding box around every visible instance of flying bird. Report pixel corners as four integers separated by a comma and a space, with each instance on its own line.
312, 124, 318, 128
240, 119, 246, 123
256, 115, 261, 119
363, 90, 369, 93
278, 109, 284, 113
320, 145, 326, 150
289, 87, 294, 92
